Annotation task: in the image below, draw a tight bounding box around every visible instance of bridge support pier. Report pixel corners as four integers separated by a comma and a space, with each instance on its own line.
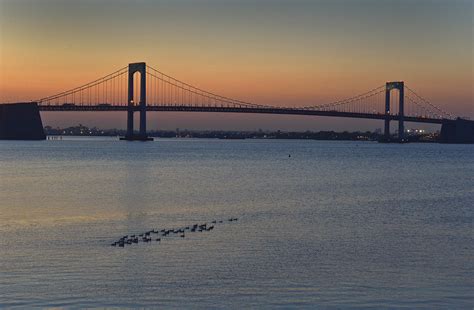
381, 81, 405, 143
384, 87, 391, 140
0, 103, 46, 140
440, 118, 474, 143
121, 62, 152, 141
398, 85, 405, 141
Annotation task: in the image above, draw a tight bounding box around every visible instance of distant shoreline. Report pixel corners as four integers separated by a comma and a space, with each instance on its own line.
44, 125, 438, 142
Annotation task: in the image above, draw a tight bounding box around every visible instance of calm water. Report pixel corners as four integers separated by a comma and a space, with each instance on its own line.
0, 138, 472, 308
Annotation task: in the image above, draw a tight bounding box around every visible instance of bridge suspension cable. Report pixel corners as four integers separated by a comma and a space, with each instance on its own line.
303, 85, 386, 114
145, 65, 270, 109
36, 66, 128, 106
404, 85, 453, 119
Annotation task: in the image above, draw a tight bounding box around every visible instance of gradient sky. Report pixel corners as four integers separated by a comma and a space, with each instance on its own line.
0, 0, 472, 131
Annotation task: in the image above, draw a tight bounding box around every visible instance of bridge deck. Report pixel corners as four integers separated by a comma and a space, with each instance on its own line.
38, 105, 445, 124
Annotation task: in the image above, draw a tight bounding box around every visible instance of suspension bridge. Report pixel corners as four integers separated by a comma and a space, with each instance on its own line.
3, 62, 473, 142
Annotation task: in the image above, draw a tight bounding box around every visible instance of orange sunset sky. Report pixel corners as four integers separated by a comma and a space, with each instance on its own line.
0, 0, 472, 131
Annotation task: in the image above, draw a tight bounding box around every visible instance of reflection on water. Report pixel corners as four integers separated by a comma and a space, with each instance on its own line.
0, 138, 473, 308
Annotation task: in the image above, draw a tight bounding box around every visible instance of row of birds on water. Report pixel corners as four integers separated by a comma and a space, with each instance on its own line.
111, 218, 239, 247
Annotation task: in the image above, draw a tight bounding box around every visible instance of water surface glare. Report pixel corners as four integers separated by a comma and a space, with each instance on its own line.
0, 138, 473, 308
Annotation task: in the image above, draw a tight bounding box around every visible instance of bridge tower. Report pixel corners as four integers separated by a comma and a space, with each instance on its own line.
384, 81, 405, 142
122, 62, 152, 141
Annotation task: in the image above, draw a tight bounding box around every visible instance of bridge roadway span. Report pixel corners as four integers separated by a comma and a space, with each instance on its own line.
38, 104, 444, 125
